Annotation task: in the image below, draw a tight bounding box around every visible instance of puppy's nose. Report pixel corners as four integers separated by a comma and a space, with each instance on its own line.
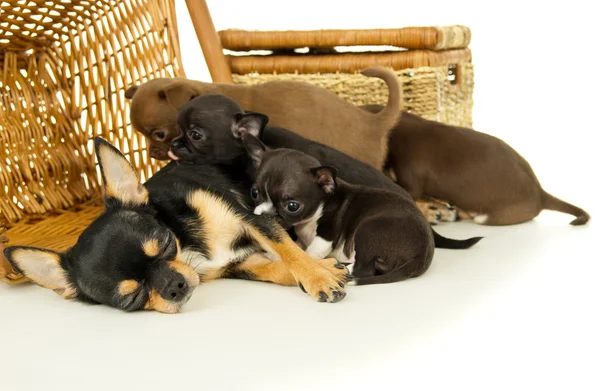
149, 147, 163, 159
171, 136, 185, 150
163, 275, 189, 302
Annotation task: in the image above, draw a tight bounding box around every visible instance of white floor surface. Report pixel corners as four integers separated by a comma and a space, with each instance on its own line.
1, 213, 598, 391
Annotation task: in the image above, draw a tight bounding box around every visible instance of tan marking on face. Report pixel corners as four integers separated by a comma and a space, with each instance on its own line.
142, 239, 160, 258
168, 259, 200, 288
186, 190, 245, 260
144, 290, 180, 314
118, 279, 139, 296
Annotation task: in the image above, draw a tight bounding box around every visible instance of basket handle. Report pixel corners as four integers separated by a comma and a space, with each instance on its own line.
186, 0, 233, 83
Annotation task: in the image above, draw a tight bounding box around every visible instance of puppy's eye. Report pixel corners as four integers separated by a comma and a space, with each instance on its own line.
250, 186, 259, 200
189, 129, 203, 141
285, 201, 301, 213
153, 130, 166, 141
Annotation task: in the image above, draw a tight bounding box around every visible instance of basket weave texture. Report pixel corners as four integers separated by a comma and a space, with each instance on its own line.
0, 0, 184, 281
222, 26, 474, 129
0, 0, 183, 227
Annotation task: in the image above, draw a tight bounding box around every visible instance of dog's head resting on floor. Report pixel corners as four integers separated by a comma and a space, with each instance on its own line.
242, 134, 337, 230
126, 78, 201, 161
169, 94, 267, 165
3, 138, 199, 313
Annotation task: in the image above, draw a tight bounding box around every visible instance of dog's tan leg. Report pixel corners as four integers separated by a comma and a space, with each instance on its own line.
247, 226, 349, 302
227, 254, 297, 285
229, 254, 348, 287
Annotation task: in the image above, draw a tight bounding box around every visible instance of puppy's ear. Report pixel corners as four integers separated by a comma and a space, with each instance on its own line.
242, 134, 268, 167
94, 137, 148, 208
124, 85, 139, 99
3, 247, 76, 298
159, 81, 199, 109
310, 166, 338, 194
232, 113, 269, 139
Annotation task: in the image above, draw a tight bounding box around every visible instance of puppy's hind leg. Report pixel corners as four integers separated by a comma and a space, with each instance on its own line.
351, 216, 433, 285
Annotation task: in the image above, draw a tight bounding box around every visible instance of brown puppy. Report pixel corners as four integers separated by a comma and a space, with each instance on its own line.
125, 66, 401, 169
363, 105, 590, 226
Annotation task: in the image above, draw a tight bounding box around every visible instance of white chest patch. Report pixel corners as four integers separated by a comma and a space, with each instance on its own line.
294, 204, 324, 248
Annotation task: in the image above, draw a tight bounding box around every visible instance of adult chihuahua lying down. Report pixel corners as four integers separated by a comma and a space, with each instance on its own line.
125, 66, 401, 170
3, 138, 349, 312
362, 105, 591, 226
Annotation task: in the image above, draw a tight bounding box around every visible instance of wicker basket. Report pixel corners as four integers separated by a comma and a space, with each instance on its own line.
0, 0, 184, 283
219, 26, 474, 127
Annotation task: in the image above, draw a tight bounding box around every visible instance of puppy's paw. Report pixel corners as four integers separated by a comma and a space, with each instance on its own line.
416, 199, 460, 223
296, 258, 348, 303
315, 257, 351, 285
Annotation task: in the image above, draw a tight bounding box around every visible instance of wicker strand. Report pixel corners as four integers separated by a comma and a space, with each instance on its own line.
0, 0, 183, 227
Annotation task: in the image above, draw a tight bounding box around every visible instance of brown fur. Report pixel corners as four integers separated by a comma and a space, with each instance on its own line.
125, 67, 401, 169
362, 105, 590, 226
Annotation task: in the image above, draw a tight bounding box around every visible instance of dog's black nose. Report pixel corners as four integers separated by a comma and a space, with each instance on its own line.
163, 275, 189, 302
171, 137, 185, 150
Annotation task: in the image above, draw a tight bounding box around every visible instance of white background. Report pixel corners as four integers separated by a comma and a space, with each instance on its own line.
1, 1, 599, 390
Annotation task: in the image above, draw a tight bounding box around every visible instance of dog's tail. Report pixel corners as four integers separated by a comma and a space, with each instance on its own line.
352, 258, 424, 286
360, 66, 402, 130
432, 229, 483, 249
541, 191, 590, 225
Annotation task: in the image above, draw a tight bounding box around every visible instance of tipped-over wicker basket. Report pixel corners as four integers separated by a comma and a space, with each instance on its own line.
220, 25, 474, 128
0, 0, 184, 282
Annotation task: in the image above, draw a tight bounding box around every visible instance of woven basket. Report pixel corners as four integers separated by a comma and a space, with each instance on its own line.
219, 26, 474, 127
0, 0, 183, 282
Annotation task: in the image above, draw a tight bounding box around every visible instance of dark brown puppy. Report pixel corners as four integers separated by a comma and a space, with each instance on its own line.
363, 105, 590, 226
243, 135, 434, 285
125, 67, 401, 170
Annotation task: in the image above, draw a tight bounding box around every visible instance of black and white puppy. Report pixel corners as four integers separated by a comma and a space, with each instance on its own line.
243, 134, 435, 285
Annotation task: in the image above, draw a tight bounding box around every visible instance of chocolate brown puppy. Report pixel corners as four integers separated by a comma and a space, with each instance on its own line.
125, 66, 400, 170
363, 105, 590, 226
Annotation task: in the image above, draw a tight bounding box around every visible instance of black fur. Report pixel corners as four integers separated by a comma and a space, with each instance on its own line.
170, 94, 482, 249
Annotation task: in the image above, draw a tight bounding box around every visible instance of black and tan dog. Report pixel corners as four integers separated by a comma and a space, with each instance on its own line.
2, 138, 349, 313
168, 94, 482, 250
243, 134, 434, 285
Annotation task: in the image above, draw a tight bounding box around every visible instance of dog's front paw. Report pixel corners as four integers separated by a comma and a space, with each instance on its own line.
416, 199, 459, 223
296, 258, 349, 303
